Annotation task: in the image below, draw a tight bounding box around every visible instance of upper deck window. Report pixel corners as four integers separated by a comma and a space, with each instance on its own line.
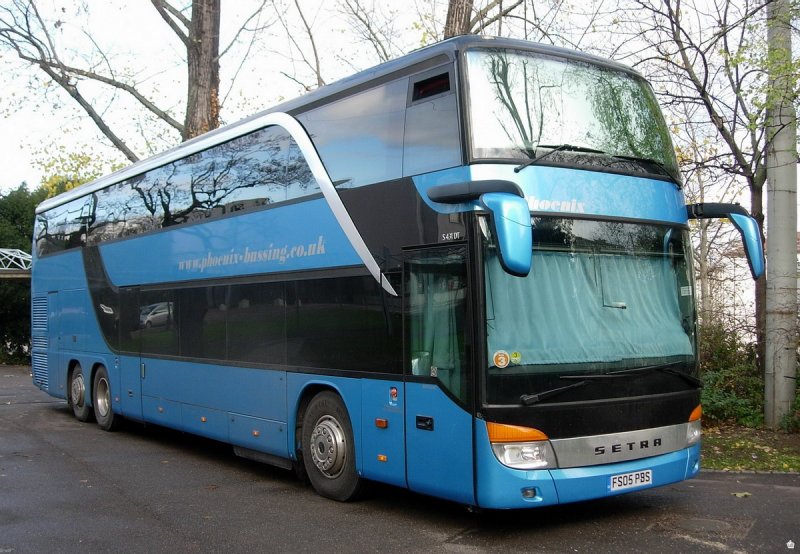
34, 126, 318, 257
297, 78, 407, 190
465, 48, 679, 181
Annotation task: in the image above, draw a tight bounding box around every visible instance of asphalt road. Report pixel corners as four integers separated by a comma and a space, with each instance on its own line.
1, 364, 798, 553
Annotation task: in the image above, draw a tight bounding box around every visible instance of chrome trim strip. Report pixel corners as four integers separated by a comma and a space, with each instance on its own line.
550, 422, 690, 469
266, 113, 398, 296
37, 112, 397, 296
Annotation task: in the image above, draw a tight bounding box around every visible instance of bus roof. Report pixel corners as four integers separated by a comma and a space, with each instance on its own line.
36, 35, 642, 214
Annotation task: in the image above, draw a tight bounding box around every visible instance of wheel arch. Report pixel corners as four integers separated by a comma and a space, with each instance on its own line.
288, 377, 363, 471
291, 382, 339, 461
67, 357, 117, 410
89, 361, 107, 408
65, 358, 83, 405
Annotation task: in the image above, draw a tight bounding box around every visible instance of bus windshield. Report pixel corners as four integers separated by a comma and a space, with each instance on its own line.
483, 218, 696, 405
465, 48, 679, 180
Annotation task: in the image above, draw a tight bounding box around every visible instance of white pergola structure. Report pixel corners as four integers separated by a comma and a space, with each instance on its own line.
0, 248, 32, 279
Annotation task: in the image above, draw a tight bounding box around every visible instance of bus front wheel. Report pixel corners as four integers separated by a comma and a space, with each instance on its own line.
68, 363, 93, 422
92, 365, 121, 431
301, 391, 362, 501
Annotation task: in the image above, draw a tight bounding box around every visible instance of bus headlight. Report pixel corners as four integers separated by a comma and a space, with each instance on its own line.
687, 404, 702, 446
491, 441, 556, 469
686, 419, 701, 446
487, 422, 556, 469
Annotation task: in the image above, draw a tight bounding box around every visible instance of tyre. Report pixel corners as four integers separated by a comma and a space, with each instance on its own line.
92, 365, 121, 431
69, 363, 93, 422
301, 391, 362, 501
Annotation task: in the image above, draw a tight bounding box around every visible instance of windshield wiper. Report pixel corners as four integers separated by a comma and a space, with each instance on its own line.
514, 144, 607, 173
556, 361, 701, 387
606, 361, 702, 388
520, 380, 589, 406
520, 362, 700, 406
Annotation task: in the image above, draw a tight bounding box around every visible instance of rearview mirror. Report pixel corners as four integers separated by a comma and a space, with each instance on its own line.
686, 203, 765, 279
479, 192, 532, 277
426, 180, 533, 277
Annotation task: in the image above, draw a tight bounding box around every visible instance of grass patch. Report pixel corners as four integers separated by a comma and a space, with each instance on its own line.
701, 424, 800, 472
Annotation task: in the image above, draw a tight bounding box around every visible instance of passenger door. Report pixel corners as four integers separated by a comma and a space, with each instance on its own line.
404, 246, 475, 505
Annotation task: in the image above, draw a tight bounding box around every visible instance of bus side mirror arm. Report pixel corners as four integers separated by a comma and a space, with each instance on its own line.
686, 202, 765, 279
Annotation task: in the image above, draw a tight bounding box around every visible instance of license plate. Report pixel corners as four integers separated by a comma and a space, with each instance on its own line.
610, 469, 652, 491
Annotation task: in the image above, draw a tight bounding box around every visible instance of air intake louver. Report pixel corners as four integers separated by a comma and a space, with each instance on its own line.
31, 296, 49, 391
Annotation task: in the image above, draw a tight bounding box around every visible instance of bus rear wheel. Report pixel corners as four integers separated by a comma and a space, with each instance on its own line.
301, 391, 362, 501
68, 363, 93, 422
92, 366, 121, 431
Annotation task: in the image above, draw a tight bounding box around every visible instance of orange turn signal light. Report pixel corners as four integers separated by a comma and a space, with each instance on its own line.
487, 422, 548, 443
689, 404, 702, 422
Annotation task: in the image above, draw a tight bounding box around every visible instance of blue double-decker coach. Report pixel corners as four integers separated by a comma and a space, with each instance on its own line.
30, 36, 764, 508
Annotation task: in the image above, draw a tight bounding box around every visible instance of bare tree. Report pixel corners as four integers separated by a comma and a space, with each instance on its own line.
338, 0, 400, 63
151, 0, 220, 140
678, 106, 750, 331
273, 0, 327, 89
609, 0, 800, 372
444, 0, 473, 37
0, 1, 271, 162
444, 0, 525, 38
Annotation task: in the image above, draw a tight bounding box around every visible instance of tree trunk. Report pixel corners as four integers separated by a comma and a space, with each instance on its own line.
184, 0, 221, 140
444, 0, 473, 38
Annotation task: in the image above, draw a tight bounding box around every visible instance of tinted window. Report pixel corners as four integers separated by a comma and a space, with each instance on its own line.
119, 288, 140, 353
283, 139, 318, 201
35, 195, 92, 255
103, 274, 402, 376
139, 290, 178, 356
177, 286, 227, 360
89, 183, 140, 244
404, 80, 461, 175
298, 78, 407, 189
407, 246, 470, 403
35, 206, 64, 256
40, 125, 320, 256
227, 281, 286, 364
287, 275, 402, 372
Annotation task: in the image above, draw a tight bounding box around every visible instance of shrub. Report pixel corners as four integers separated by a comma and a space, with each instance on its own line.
780, 389, 800, 433
698, 320, 763, 427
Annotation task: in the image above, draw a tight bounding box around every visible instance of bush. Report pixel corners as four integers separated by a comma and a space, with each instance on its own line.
780, 389, 800, 433
0, 185, 45, 364
699, 320, 763, 427
0, 280, 30, 364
